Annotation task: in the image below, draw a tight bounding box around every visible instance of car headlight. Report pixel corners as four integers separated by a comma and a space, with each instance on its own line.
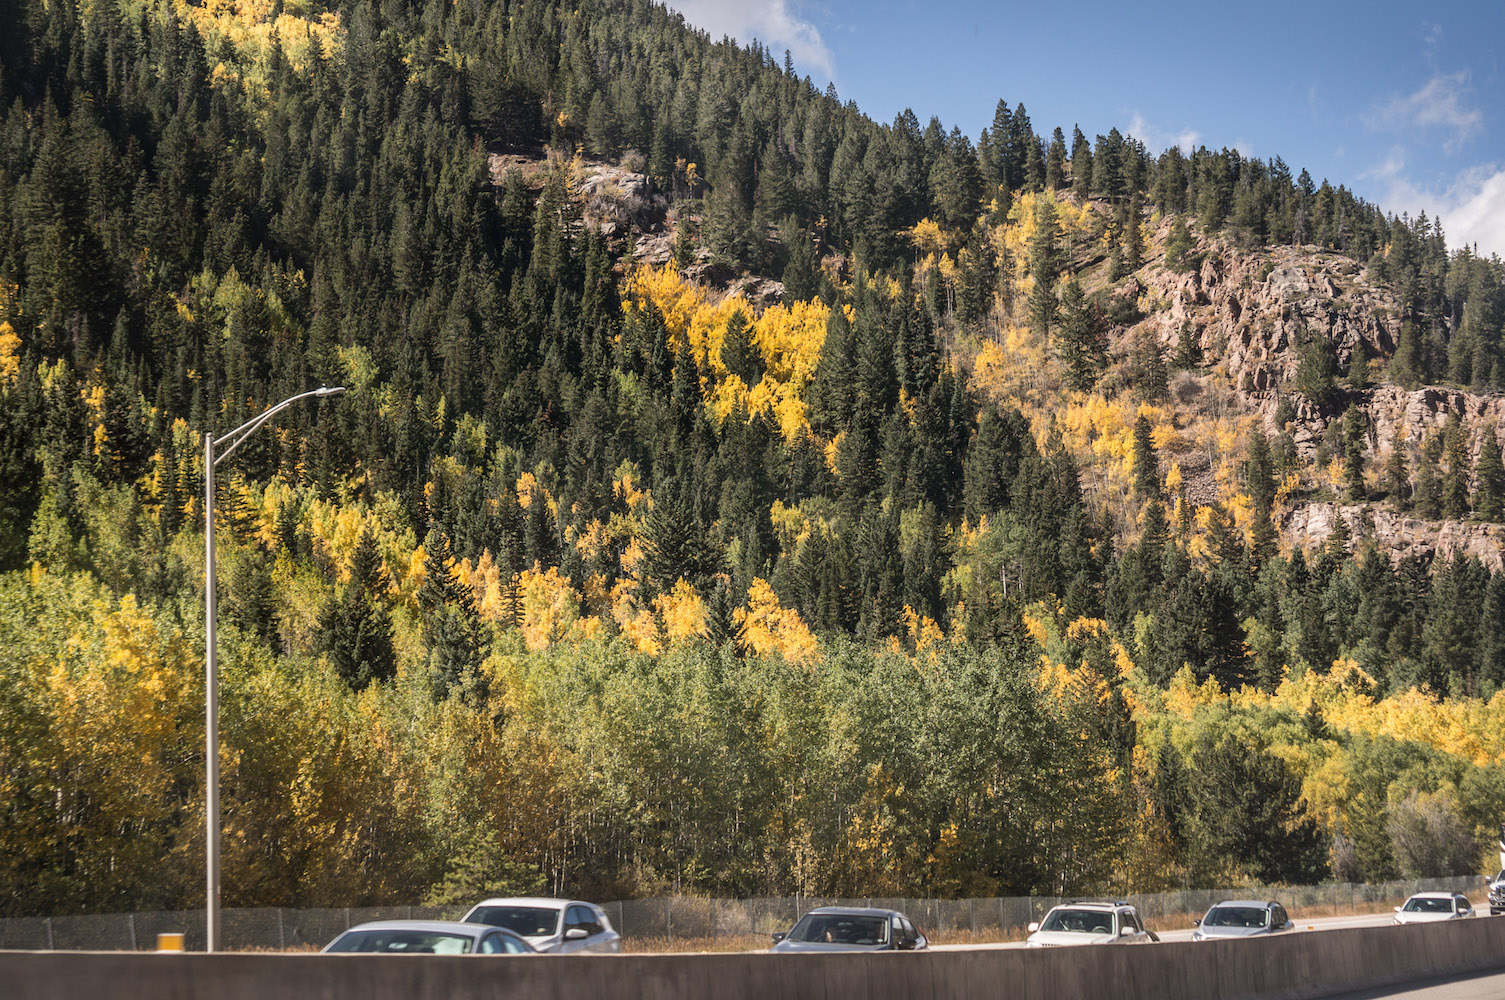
1191, 932, 1203, 942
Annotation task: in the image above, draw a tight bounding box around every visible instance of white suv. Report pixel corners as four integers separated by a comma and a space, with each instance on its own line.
1025, 900, 1158, 947
462, 897, 621, 954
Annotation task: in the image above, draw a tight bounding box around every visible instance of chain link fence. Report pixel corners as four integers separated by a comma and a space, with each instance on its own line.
0, 876, 1483, 952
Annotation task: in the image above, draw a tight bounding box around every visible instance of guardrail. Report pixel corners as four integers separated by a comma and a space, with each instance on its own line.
0, 876, 1482, 952
6, 916, 1505, 1000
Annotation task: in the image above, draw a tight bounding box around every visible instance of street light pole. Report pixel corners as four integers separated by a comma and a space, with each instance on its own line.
204, 386, 344, 953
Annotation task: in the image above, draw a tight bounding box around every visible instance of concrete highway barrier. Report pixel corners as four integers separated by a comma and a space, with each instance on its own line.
6, 915, 1505, 1000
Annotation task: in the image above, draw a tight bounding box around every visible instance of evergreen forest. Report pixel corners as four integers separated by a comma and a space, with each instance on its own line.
3, 0, 1505, 917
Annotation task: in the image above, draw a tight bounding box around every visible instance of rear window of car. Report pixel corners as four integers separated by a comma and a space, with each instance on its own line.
1039, 909, 1115, 934
466, 906, 560, 936
1205, 906, 1270, 928
787, 914, 890, 945
1402, 897, 1453, 913
328, 930, 473, 954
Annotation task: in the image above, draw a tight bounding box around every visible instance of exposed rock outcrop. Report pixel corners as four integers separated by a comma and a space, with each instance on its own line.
1284, 503, 1505, 571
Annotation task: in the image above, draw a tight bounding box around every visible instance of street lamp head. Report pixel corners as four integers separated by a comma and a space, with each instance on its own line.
315, 385, 347, 397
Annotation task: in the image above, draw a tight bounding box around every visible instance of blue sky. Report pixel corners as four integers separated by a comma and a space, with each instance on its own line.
669, 0, 1505, 257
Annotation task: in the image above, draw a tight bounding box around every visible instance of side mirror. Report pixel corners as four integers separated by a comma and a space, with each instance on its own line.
1120, 926, 1134, 937
564, 928, 589, 941
1191, 918, 1201, 927
770, 932, 786, 943
1028, 922, 1040, 933
1393, 906, 1402, 913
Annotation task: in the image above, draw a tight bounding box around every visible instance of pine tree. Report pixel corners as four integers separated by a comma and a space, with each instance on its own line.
1414, 433, 1443, 519
1384, 426, 1410, 508
1294, 334, 1340, 410
1164, 214, 1195, 272
1122, 194, 1144, 273
720, 309, 763, 385
1057, 278, 1105, 391
1132, 415, 1159, 500
1027, 196, 1062, 337
418, 528, 485, 700
1069, 126, 1094, 201
1441, 416, 1471, 519
1342, 406, 1368, 501
1045, 127, 1067, 191
1128, 328, 1168, 402
1475, 430, 1505, 521
1247, 432, 1279, 562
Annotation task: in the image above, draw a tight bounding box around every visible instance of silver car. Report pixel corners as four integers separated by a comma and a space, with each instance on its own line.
770, 907, 928, 953
1393, 892, 1474, 925
323, 919, 536, 954
463, 897, 621, 953
1025, 901, 1158, 947
1191, 900, 1294, 941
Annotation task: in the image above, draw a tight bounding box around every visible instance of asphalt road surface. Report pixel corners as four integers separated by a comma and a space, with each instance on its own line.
1322, 968, 1505, 999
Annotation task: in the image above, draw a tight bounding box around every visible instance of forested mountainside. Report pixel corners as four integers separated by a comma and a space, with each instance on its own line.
3, 0, 1505, 918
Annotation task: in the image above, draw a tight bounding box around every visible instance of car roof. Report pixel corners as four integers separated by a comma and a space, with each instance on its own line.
1408, 891, 1458, 899
804, 907, 907, 918
343, 920, 501, 937
1052, 901, 1124, 911
469, 898, 590, 909
1212, 900, 1278, 908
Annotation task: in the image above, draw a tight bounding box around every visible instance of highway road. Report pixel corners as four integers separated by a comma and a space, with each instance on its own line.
1324, 969, 1505, 999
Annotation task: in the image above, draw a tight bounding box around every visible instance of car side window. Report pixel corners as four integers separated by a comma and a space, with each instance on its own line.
503, 935, 529, 954
479, 932, 505, 954
567, 905, 600, 935
591, 906, 612, 933
901, 917, 917, 941
1273, 905, 1288, 925
1119, 909, 1139, 932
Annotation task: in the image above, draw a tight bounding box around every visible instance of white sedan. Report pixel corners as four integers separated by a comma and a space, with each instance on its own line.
323, 920, 536, 954
463, 897, 621, 954
1393, 892, 1475, 924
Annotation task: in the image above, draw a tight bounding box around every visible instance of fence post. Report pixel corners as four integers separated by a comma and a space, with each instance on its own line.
128, 913, 137, 951
665, 897, 671, 941
345, 907, 351, 930
277, 908, 285, 950
45, 917, 53, 951
712, 899, 718, 942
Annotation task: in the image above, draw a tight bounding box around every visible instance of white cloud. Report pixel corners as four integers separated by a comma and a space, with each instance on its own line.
669, 1, 836, 84
1363, 151, 1505, 258
1364, 72, 1483, 153
1125, 113, 1200, 155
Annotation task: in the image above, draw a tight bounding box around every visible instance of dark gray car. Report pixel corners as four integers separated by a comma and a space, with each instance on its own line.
1191, 900, 1294, 941
770, 906, 928, 953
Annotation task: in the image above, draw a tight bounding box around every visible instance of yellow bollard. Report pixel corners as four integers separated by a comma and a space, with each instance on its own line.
157, 933, 185, 953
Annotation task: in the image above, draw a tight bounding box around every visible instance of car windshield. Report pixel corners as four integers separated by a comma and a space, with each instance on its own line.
1205, 906, 1270, 928
1039, 909, 1115, 934
1402, 897, 1453, 913
327, 930, 474, 954
466, 906, 561, 936
786, 914, 890, 945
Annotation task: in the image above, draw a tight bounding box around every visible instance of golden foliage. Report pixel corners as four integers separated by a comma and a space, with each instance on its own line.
0, 320, 20, 383
733, 578, 820, 665
623, 266, 829, 440
518, 564, 580, 651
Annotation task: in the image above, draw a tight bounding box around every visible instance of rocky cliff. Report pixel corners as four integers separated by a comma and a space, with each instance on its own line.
1135, 227, 1504, 569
